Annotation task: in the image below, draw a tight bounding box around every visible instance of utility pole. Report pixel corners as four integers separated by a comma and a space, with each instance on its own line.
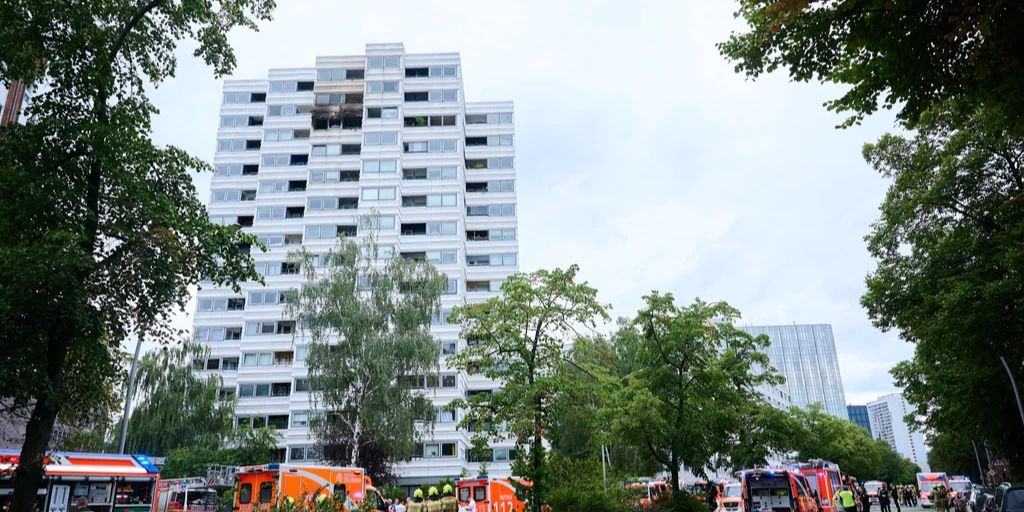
118, 326, 145, 453
971, 439, 985, 484
999, 356, 1024, 429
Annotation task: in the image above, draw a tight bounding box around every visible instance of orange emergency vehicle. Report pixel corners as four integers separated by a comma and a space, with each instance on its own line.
789, 460, 845, 512
456, 476, 528, 512
0, 450, 160, 512
625, 480, 670, 510
232, 464, 385, 512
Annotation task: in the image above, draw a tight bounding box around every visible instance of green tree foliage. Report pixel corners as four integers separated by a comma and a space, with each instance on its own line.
160, 427, 279, 479
448, 265, 610, 512
544, 454, 632, 512
927, 431, 983, 483
861, 102, 1024, 475
788, 406, 881, 480
286, 235, 445, 476
124, 342, 235, 455
0, 2, 272, 510
603, 294, 782, 492
875, 439, 921, 484
718, 1, 1024, 130
550, 323, 659, 477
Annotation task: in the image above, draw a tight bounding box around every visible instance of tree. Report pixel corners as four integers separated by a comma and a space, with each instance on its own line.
927, 431, 983, 484
285, 234, 446, 477
125, 342, 235, 455
0, 3, 272, 510
728, 403, 802, 472
604, 294, 782, 493
718, 1, 1024, 130
861, 102, 1024, 475
448, 265, 610, 512
549, 323, 659, 478
875, 439, 921, 484
160, 426, 279, 479
788, 406, 882, 480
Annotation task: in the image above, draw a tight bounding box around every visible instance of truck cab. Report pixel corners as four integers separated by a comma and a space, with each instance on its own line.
740, 469, 819, 512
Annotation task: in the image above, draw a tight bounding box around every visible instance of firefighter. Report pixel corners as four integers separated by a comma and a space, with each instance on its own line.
409, 489, 425, 512
440, 485, 457, 512
427, 487, 442, 512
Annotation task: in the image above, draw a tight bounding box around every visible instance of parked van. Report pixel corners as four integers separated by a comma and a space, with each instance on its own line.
624, 480, 670, 510
739, 468, 820, 512
456, 476, 528, 512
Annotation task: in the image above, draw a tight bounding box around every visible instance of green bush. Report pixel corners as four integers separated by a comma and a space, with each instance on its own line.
653, 492, 712, 512
544, 455, 632, 512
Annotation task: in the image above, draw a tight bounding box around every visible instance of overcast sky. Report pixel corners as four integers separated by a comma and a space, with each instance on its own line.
149, 0, 909, 405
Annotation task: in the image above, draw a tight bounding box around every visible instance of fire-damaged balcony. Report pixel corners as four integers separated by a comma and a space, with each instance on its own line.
311, 92, 364, 131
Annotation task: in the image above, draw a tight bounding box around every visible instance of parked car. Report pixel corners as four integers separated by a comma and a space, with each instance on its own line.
969, 486, 995, 512
991, 483, 1024, 512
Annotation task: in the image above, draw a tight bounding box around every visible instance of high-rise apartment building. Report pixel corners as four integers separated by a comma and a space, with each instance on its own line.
847, 404, 873, 434
193, 43, 519, 485
740, 324, 848, 418
867, 393, 930, 472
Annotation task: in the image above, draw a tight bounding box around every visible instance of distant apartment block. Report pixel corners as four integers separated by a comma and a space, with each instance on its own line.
867, 393, 930, 472
741, 324, 849, 418
193, 43, 519, 486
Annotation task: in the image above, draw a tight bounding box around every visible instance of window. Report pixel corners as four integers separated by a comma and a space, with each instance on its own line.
294, 378, 310, 392
267, 104, 313, 117
442, 374, 457, 388
217, 139, 260, 152
197, 297, 246, 312
366, 81, 400, 94
431, 309, 452, 325
310, 169, 360, 183
441, 341, 457, 355
269, 81, 313, 93
366, 106, 399, 119
406, 66, 457, 78
317, 68, 363, 81
362, 159, 398, 174
211, 189, 257, 203
404, 115, 457, 127
444, 278, 458, 295
403, 139, 457, 154
361, 187, 396, 201
467, 204, 516, 217
258, 482, 273, 504
467, 180, 515, 193
404, 91, 428, 102
222, 357, 239, 371
223, 92, 265, 104
267, 415, 289, 430
239, 484, 252, 505
465, 112, 513, 124
271, 382, 291, 397
363, 132, 398, 146
361, 216, 395, 231
436, 407, 456, 423
367, 55, 401, 70
466, 135, 513, 146
311, 144, 361, 157
465, 157, 514, 170
291, 411, 310, 427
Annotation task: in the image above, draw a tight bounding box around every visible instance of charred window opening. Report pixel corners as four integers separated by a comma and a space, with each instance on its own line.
311, 93, 363, 132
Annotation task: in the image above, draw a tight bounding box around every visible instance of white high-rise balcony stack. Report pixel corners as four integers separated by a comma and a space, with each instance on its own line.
195, 43, 519, 486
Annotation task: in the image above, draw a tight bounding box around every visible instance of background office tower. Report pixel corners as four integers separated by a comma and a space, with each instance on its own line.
867, 393, 930, 472
193, 43, 519, 486
847, 404, 873, 434
740, 324, 849, 418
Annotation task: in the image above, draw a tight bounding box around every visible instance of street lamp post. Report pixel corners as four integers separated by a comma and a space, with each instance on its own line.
971, 439, 985, 485
999, 356, 1024, 429
118, 327, 145, 454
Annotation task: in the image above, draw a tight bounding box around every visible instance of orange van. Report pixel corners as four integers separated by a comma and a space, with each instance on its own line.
233, 464, 384, 512
456, 476, 528, 512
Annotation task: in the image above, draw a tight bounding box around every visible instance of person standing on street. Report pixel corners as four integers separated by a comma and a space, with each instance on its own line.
935, 485, 950, 512
880, 483, 891, 512
860, 485, 873, 512
836, 486, 857, 512
426, 487, 442, 512
408, 489, 425, 512
892, 484, 902, 512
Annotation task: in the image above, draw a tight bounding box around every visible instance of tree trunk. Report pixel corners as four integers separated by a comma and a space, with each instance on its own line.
350, 413, 362, 468
531, 395, 543, 512
670, 452, 680, 494
12, 350, 65, 512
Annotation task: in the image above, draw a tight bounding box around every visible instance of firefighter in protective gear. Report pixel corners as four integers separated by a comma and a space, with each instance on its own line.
440, 484, 457, 512
426, 487, 442, 512
408, 489, 425, 512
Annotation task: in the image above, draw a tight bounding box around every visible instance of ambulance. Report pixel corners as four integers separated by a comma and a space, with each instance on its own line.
917, 472, 950, 508
625, 480, 670, 510
232, 464, 385, 512
455, 476, 528, 512
0, 450, 160, 512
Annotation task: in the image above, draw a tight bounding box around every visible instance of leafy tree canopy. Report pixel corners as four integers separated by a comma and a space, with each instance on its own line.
449, 265, 609, 512
287, 234, 445, 476
719, 1, 1024, 130
861, 101, 1024, 474
603, 294, 781, 492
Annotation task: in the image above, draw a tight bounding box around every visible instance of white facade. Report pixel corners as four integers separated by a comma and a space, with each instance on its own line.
193, 43, 519, 484
867, 393, 930, 472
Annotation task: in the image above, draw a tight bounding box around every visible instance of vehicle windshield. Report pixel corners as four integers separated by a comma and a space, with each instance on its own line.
724, 485, 742, 498
950, 483, 971, 492
1005, 489, 1024, 512
865, 483, 882, 492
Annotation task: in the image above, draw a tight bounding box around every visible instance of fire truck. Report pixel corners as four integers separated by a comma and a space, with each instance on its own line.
788, 460, 844, 512
455, 476, 528, 512
232, 464, 385, 512
0, 450, 160, 512
738, 468, 820, 512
